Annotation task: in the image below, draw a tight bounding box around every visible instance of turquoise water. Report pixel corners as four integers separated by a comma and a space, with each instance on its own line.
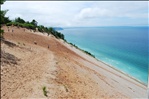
59, 27, 148, 85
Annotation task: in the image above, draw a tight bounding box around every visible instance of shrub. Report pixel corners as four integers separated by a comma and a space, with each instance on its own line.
69, 42, 95, 58
83, 50, 95, 58
42, 86, 47, 97
0, 29, 4, 38
6, 22, 12, 26
6, 22, 20, 27
22, 23, 36, 30
15, 17, 25, 23
3, 15, 66, 40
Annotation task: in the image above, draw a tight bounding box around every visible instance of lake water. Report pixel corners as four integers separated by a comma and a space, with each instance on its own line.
59, 26, 148, 85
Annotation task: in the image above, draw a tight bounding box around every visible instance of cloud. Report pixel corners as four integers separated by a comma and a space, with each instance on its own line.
73, 1, 148, 26
75, 7, 110, 19
1, 1, 148, 27
75, 1, 148, 20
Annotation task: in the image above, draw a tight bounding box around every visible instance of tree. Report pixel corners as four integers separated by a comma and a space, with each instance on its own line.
37, 25, 44, 32
15, 17, 25, 23
49, 27, 55, 33
0, 10, 8, 24
31, 19, 38, 26
0, 0, 10, 24
0, 0, 5, 4
0, 0, 6, 38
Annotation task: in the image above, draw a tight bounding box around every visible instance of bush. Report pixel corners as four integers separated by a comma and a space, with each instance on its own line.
6, 22, 12, 26
18, 23, 24, 27
6, 22, 36, 30
15, 17, 25, 23
6, 22, 20, 26
69, 42, 95, 58
0, 29, 4, 38
4, 16, 66, 40
37, 25, 45, 32
83, 50, 95, 58
42, 86, 47, 97
22, 23, 36, 30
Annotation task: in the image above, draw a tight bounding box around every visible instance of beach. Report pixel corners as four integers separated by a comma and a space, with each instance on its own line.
1, 26, 147, 98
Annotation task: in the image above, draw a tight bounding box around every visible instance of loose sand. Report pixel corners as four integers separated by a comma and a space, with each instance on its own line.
1, 26, 147, 98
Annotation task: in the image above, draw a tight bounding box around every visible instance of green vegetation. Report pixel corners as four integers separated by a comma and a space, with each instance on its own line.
42, 86, 48, 97
0, 1, 65, 40
0, 0, 5, 5
83, 50, 95, 58
0, 0, 10, 38
68, 42, 95, 58
14, 17, 25, 23
0, 29, 4, 38
0, 0, 10, 25
0, 1, 95, 59
0, 9, 10, 25
5, 18, 65, 40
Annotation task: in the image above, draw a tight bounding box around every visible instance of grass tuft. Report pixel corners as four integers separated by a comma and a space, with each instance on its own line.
42, 86, 48, 97
64, 85, 68, 92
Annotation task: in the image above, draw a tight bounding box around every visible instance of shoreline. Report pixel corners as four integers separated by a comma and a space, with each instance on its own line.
63, 40, 147, 87
60, 39, 147, 88
95, 58, 147, 87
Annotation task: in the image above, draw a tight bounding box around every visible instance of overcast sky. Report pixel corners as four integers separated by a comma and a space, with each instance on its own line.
1, 1, 149, 27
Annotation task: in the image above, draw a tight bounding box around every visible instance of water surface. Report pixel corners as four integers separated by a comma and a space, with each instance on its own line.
60, 27, 148, 85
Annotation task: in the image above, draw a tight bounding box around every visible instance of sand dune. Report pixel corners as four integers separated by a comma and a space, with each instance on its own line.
1, 26, 147, 98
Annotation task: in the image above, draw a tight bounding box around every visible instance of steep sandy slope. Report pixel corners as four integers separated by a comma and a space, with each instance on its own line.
1, 26, 147, 98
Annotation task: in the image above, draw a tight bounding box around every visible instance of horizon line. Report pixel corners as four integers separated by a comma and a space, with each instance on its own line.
60, 26, 149, 28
